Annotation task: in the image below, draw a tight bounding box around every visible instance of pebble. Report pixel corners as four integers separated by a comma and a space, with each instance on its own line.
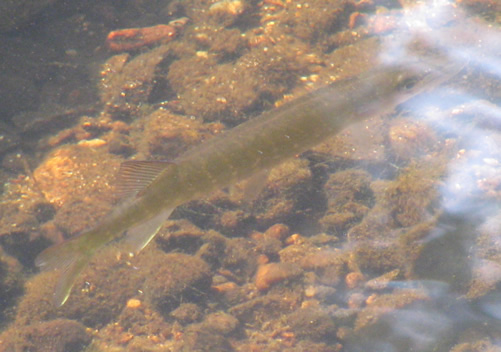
170, 303, 202, 324
212, 281, 238, 294
77, 138, 107, 148
304, 285, 337, 300
126, 298, 142, 309
209, 0, 245, 16
345, 271, 365, 289
285, 233, 305, 245
203, 312, 239, 335
255, 262, 303, 291
264, 223, 290, 241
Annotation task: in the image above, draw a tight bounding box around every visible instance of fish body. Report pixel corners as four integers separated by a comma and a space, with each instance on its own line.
35, 59, 460, 306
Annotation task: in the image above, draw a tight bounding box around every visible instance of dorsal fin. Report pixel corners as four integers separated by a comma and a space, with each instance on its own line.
116, 160, 174, 198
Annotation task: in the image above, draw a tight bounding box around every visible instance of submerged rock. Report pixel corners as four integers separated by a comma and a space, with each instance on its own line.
255, 262, 303, 291
142, 252, 212, 314
286, 306, 337, 342
0, 318, 90, 352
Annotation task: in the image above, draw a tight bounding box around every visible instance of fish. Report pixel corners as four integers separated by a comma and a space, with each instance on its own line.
35, 55, 462, 307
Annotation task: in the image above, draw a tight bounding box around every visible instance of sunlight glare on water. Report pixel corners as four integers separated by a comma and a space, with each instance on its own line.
345, 0, 501, 350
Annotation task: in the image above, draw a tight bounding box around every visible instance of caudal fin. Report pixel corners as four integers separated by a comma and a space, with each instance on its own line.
35, 238, 92, 307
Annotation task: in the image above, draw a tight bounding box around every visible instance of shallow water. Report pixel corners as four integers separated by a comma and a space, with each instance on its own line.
0, 0, 499, 351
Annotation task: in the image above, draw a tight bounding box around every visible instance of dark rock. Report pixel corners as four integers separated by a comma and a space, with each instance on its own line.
170, 303, 202, 325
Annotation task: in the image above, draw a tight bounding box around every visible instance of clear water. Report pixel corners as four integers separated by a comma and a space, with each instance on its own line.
0, 0, 499, 351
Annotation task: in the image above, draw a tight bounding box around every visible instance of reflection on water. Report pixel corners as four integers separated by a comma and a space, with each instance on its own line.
0, 0, 499, 350
346, 1, 501, 351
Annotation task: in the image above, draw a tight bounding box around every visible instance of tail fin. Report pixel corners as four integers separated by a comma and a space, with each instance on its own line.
35, 237, 92, 307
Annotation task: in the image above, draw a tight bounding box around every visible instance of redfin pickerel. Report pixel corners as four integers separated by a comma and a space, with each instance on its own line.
35, 57, 461, 306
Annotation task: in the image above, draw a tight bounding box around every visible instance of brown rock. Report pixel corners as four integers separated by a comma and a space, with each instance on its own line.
345, 271, 365, 289
264, 223, 290, 241
170, 303, 202, 325
202, 311, 239, 335
0, 319, 90, 352
255, 262, 303, 291
286, 306, 337, 341
33, 144, 118, 208
142, 252, 212, 313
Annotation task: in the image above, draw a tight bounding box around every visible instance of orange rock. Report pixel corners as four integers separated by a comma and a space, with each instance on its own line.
285, 233, 304, 245
106, 18, 188, 51
249, 231, 264, 241
264, 223, 290, 241
257, 254, 269, 265
365, 293, 378, 305
106, 24, 176, 51
126, 298, 142, 309
118, 332, 134, 344
255, 262, 302, 291
211, 281, 238, 293
345, 271, 365, 289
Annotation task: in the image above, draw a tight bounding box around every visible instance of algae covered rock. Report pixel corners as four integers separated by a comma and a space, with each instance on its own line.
0, 318, 90, 352
286, 306, 337, 342
142, 252, 212, 314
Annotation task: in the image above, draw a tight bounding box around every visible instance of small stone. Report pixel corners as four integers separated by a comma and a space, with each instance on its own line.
77, 138, 107, 148
285, 233, 305, 245
203, 312, 239, 335
212, 281, 238, 293
304, 285, 337, 300
286, 306, 336, 341
309, 233, 339, 245
301, 299, 320, 309
196, 51, 209, 59
126, 298, 142, 309
178, 323, 233, 351
209, 0, 245, 16
257, 254, 269, 265
305, 285, 317, 298
170, 303, 202, 324
345, 271, 365, 289
255, 262, 303, 291
264, 223, 290, 241
365, 293, 378, 305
